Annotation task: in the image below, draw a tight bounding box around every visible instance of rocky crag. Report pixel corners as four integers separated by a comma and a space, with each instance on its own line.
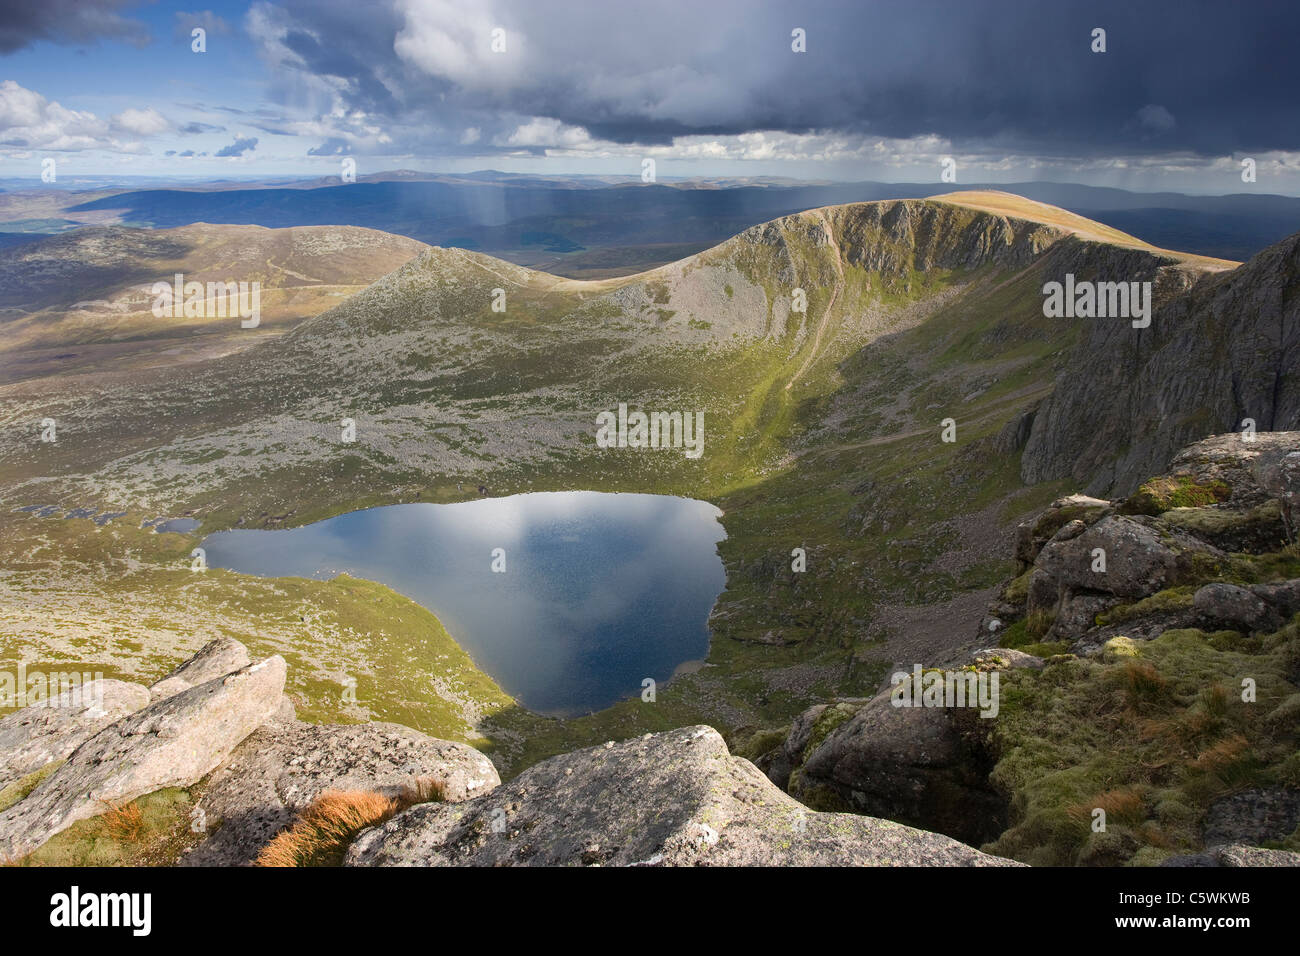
750, 431, 1300, 866
1019, 234, 1300, 495
0, 638, 1009, 866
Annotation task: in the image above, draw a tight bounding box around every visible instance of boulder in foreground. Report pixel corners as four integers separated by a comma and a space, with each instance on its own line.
183, 719, 500, 866
346, 726, 1017, 867
0, 656, 285, 861
0, 679, 150, 792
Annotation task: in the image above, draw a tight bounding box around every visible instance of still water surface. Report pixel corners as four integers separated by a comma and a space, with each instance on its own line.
200, 491, 727, 716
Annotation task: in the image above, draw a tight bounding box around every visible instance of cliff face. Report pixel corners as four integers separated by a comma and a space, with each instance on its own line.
823, 199, 1062, 275
728, 197, 1287, 502
1021, 233, 1300, 495
722, 198, 1067, 300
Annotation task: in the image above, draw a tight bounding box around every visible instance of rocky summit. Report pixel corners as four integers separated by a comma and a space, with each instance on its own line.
0, 640, 1014, 866
345, 726, 1014, 867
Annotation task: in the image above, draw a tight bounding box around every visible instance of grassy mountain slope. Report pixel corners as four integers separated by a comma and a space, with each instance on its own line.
0, 223, 429, 384
0, 192, 1288, 773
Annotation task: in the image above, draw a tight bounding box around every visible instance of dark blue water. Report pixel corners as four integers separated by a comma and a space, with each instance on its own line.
199, 491, 727, 716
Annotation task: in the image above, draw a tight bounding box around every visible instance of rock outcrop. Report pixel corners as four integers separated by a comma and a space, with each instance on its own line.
0, 656, 286, 861
0, 639, 506, 865
992, 431, 1300, 652
149, 636, 251, 700
1021, 235, 1300, 496
0, 679, 150, 792
182, 720, 500, 866
346, 726, 1017, 867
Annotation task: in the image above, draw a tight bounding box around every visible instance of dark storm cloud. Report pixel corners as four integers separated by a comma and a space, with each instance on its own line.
254, 0, 1300, 160
0, 0, 150, 54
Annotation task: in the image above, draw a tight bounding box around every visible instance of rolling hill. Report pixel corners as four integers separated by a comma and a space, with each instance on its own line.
0, 223, 428, 384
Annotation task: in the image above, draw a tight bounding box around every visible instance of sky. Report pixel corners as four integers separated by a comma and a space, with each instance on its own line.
2, 0, 1299, 193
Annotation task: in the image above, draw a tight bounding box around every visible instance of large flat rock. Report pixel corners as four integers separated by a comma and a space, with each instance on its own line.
149, 637, 251, 701
0, 656, 285, 861
182, 720, 500, 866
0, 679, 150, 792
345, 726, 1018, 867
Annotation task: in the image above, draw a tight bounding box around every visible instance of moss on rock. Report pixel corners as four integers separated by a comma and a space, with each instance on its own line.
1122, 474, 1232, 516
983, 620, 1299, 866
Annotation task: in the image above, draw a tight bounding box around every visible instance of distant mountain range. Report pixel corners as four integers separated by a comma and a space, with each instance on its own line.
0, 174, 1290, 274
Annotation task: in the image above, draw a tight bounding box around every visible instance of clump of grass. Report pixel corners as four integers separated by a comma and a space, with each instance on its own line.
1067, 786, 1147, 828
732, 727, 789, 762
257, 790, 400, 867
1001, 568, 1035, 606
1120, 661, 1171, 712
1019, 641, 1070, 658
1025, 608, 1055, 639
999, 610, 1061, 650
1189, 734, 1256, 785
1122, 475, 1231, 515
256, 777, 446, 868
1146, 682, 1232, 748
102, 801, 146, 843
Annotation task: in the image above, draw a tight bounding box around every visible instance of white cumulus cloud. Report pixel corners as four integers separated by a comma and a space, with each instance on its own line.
112, 107, 170, 136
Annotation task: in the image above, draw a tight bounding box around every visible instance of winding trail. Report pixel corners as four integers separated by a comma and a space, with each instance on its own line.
785, 209, 846, 392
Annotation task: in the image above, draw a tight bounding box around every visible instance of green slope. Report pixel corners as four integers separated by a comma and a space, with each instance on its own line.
0, 195, 1248, 772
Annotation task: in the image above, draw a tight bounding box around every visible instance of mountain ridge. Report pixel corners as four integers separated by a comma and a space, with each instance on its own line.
2, 190, 1298, 785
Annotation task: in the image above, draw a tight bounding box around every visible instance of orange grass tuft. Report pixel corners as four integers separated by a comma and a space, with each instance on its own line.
256, 790, 399, 868
102, 801, 146, 843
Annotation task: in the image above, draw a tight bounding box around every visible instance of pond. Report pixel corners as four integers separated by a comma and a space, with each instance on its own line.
199, 491, 727, 716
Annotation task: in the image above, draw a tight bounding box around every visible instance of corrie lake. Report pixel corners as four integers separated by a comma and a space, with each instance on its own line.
199, 491, 727, 715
